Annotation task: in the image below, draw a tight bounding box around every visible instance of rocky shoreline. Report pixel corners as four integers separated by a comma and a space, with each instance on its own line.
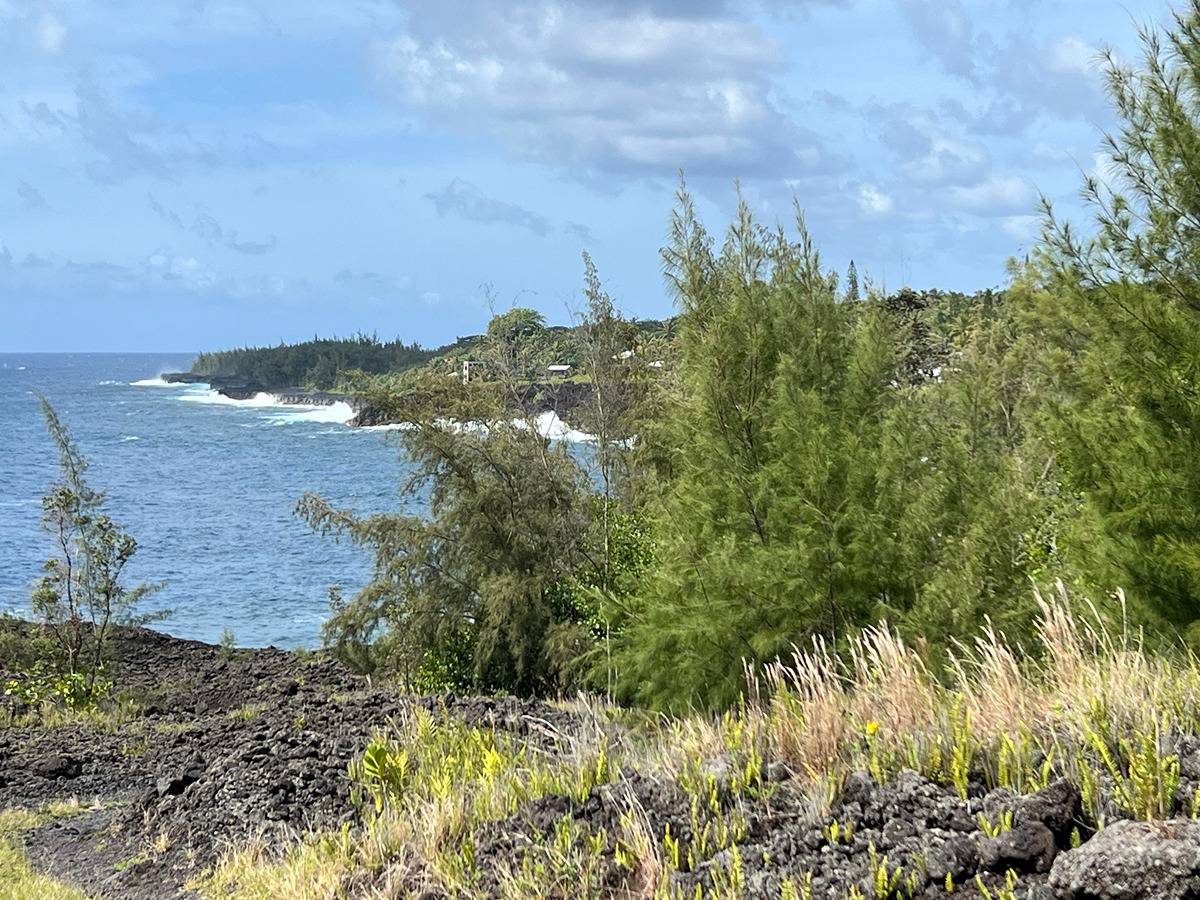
161, 371, 596, 431
2, 627, 1198, 898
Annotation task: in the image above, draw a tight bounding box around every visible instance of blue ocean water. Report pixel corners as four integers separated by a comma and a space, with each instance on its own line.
0, 353, 417, 648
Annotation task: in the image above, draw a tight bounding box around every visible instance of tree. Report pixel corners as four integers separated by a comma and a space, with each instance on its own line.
846, 260, 860, 302
31, 399, 163, 695
612, 188, 917, 709
298, 332, 603, 694
1036, 3, 1200, 636
486, 307, 547, 344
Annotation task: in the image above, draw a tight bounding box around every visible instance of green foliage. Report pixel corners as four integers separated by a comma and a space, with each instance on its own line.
486, 307, 547, 343
3, 669, 110, 713
300, 259, 655, 696
289, 5, 1200, 716
307, 427, 651, 695
1033, 2, 1200, 634
612, 187, 1044, 709
1082, 712, 1181, 821
191, 332, 437, 390
298, 367, 602, 694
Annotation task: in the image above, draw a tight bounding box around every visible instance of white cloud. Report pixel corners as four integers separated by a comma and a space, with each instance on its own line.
1001, 214, 1040, 241
858, 184, 894, 215
372, 2, 823, 176
904, 135, 989, 185
948, 175, 1034, 215
1048, 36, 1095, 76
145, 251, 217, 289
36, 13, 67, 54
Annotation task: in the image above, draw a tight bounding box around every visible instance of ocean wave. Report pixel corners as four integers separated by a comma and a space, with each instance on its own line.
357, 422, 411, 433
98, 380, 123, 386
532, 411, 594, 443
264, 402, 356, 426
401, 414, 594, 441
120, 435, 141, 442
131, 377, 186, 387
179, 390, 283, 407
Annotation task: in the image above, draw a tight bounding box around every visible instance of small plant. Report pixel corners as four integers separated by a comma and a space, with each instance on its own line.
219, 628, 238, 662
1083, 713, 1180, 820
780, 872, 814, 900
4, 669, 111, 714
974, 869, 1019, 900
863, 720, 897, 784
825, 818, 855, 845
228, 703, 265, 722
947, 697, 973, 800
977, 809, 1013, 838
867, 842, 917, 899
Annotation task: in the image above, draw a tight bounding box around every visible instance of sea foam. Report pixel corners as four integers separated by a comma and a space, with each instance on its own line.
131, 377, 182, 387
179, 390, 282, 407
265, 402, 356, 426
533, 411, 594, 443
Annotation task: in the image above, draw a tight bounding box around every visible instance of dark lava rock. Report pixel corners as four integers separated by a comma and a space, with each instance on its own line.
29, 754, 81, 780
979, 820, 1057, 874
1016, 779, 1082, 843
925, 832, 978, 883
155, 753, 206, 797
1049, 819, 1200, 899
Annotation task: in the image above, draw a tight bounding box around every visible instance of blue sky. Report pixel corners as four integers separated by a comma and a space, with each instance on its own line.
0, 0, 1171, 351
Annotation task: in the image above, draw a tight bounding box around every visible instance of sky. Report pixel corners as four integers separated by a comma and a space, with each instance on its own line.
0, 0, 1175, 352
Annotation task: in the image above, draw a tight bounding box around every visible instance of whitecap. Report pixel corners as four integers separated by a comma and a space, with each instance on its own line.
131, 377, 184, 387
264, 401, 356, 426
120, 435, 141, 442
357, 422, 411, 433
533, 411, 594, 443
179, 390, 282, 407
98, 380, 122, 386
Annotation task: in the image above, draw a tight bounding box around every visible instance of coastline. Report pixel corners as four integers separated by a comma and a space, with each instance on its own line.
159, 371, 597, 434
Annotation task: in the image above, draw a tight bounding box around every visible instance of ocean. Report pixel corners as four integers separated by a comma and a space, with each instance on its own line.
0, 353, 419, 648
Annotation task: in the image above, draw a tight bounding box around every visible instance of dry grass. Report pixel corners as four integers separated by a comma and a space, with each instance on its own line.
0, 801, 91, 900
198, 583, 1200, 899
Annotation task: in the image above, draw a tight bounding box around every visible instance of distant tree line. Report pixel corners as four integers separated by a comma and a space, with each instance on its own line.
190, 333, 439, 390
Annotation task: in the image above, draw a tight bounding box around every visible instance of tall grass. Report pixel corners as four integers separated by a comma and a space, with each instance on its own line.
198, 583, 1200, 899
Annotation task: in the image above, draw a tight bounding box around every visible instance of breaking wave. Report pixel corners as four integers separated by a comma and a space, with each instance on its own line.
131, 377, 185, 387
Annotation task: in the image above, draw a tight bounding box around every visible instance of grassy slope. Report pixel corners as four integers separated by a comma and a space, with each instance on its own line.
191, 584, 1200, 899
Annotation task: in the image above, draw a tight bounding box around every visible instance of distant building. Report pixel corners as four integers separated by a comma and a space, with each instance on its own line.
546, 364, 573, 378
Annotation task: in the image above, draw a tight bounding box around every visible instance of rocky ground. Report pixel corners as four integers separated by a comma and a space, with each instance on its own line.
2, 628, 1199, 899
0, 628, 579, 899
